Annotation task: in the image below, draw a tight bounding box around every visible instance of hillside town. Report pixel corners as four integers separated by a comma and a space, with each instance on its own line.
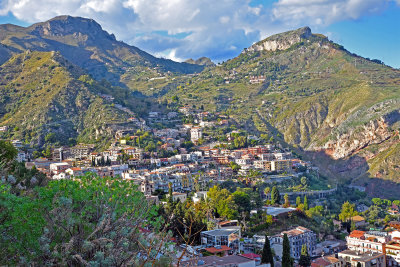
3, 104, 400, 266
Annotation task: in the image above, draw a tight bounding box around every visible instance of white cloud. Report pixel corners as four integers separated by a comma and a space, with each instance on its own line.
0, 0, 398, 61
272, 0, 391, 26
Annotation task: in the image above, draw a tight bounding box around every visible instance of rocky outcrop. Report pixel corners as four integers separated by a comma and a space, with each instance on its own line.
323, 115, 396, 159
185, 57, 215, 67
28, 15, 116, 44
248, 26, 312, 52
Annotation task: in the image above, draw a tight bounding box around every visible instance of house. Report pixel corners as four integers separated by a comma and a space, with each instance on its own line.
311, 256, 341, 267
0, 126, 8, 132
145, 195, 159, 205
338, 250, 385, 267
65, 167, 83, 177
346, 230, 390, 255
385, 239, 400, 266
52, 172, 69, 180
270, 226, 317, 260
190, 127, 203, 143
389, 221, 400, 230
351, 215, 366, 227
141, 180, 155, 195
167, 192, 187, 202
12, 140, 23, 148
201, 228, 240, 251
16, 151, 26, 162
49, 162, 70, 175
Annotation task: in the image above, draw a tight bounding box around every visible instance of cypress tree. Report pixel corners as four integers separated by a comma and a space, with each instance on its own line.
296, 196, 301, 207
356, 262, 361, 267
282, 233, 292, 267
168, 182, 173, 205
261, 235, 274, 266
271, 186, 280, 205
299, 244, 311, 267
284, 194, 290, 207
304, 196, 309, 210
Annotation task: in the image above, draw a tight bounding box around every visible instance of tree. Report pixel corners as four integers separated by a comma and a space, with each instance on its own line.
284, 194, 290, 208
232, 191, 251, 214
0, 174, 169, 266
299, 244, 311, 267
356, 262, 362, 267
271, 186, 280, 205
300, 176, 307, 186
261, 235, 274, 266
264, 187, 271, 197
296, 196, 301, 207
339, 201, 358, 222
282, 233, 292, 267
0, 140, 17, 167
168, 182, 173, 205
304, 196, 309, 210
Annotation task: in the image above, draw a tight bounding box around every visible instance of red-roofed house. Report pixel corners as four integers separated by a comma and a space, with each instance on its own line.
311, 256, 341, 267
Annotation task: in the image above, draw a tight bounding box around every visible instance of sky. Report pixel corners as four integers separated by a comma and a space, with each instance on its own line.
0, 0, 399, 68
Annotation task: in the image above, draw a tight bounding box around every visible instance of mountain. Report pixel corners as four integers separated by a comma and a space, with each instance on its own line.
159, 27, 400, 197
0, 16, 203, 85
1, 16, 400, 197
0, 50, 150, 148
185, 57, 215, 67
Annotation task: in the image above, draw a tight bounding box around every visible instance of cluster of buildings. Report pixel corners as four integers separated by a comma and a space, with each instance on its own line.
307, 228, 400, 267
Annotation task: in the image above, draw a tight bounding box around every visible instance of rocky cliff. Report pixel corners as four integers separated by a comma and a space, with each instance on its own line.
248, 26, 312, 52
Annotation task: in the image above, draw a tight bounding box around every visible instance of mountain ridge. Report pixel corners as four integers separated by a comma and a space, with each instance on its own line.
0, 15, 204, 85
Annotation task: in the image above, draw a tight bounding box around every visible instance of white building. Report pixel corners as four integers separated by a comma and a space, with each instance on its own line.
270, 226, 317, 260
190, 127, 203, 143
50, 162, 70, 175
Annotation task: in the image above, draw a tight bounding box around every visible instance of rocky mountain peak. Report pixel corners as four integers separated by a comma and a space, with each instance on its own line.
185, 57, 215, 67
248, 26, 312, 52
28, 15, 116, 42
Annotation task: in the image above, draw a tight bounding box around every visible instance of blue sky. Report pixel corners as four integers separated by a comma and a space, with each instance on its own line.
0, 0, 399, 68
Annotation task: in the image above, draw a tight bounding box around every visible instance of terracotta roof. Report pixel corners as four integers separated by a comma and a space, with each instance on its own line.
311, 258, 331, 267
205, 245, 232, 254
351, 215, 365, 222
349, 230, 365, 238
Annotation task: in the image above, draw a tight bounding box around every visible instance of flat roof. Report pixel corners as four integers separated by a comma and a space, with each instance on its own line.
202, 229, 238, 236
339, 250, 384, 262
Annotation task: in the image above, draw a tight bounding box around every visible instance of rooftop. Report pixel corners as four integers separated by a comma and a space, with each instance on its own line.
202, 229, 239, 236
339, 250, 384, 262
349, 230, 365, 238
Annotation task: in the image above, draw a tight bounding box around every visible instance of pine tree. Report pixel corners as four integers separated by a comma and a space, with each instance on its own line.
299, 244, 311, 267
282, 233, 292, 267
271, 186, 280, 205
261, 235, 274, 266
304, 196, 309, 210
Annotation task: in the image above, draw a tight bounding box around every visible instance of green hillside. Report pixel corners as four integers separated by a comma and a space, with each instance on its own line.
0, 50, 145, 148
155, 27, 400, 193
